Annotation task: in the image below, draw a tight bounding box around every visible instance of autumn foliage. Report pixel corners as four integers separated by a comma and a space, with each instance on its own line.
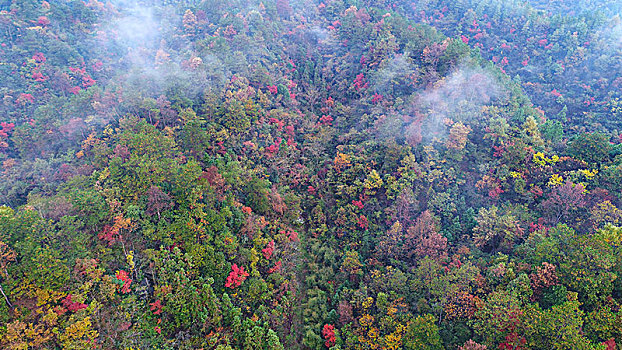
225, 264, 249, 288
0, 1, 621, 349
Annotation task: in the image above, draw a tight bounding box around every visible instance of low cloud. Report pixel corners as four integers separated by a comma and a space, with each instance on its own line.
406, 65, 504, 143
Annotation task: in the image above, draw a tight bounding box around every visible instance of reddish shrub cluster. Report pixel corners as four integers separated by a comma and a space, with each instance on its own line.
322, 324, 336, 348
262, 240, 275, 260
150, 299, 163, 315
62, 294, 88, 312
352, 73, 368, 91
116, 270, 132, 294
225, 264, 249, 288
268, 260, 282, 274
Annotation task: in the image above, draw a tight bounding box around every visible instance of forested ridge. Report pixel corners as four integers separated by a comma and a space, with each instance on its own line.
0, 0, 622, 349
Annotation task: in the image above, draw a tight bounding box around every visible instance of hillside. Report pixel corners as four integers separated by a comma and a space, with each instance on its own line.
0, 1, 621, 349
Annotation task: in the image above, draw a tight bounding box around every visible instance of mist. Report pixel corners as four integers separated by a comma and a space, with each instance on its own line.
418, 65, 501, 121
95, 2, 218, 104
2, 1, 622, 349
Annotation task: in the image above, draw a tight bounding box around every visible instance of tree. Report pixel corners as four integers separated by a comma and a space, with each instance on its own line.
146, 186, 173, 219
568, 133, 611, 164
521, 116, 544, 149
225, 263, 249, 288
523, 292, 594, 350
404, 314, 443, 350
470, 290, 525, 348
459, 340, 488, 350
341, 250, 363, 281
0, 239, 15, 309
182, 9, 198, 35
405, 210, 448, 262
375, 221, 405, 262
446, 122, 472, 151
322, 324, 336, 348
584, 306, 622, 345
529, 262, 558, 301
540, 181, 586, 226
473, 206, 524, 253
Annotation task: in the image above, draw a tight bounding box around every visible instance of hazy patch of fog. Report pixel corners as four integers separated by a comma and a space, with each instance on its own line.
597, 17, 622, 51
418, 65, 502, 121
112, 5, 160, 49
308, 25, 341, 52
407, 64, 504, 143
372, 62, 504, 144
96, 2, 215, 103
371, 54, 417, 95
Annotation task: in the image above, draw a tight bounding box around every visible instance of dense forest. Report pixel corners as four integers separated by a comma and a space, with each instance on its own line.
0, 0, 622, 349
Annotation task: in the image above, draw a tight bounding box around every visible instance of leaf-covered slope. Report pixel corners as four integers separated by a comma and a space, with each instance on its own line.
0, 1, 621, 350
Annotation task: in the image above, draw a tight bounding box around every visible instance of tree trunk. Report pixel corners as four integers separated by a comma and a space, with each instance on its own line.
0, 283, 13, 309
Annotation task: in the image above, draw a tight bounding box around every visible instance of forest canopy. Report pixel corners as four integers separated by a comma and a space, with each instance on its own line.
0, 0, 622, 349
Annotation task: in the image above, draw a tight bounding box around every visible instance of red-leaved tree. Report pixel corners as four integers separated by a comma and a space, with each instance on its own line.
322, 324, 336, 348
540, 181, 586, 225
406, 210, 447, 262
225, 264, 249, 288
